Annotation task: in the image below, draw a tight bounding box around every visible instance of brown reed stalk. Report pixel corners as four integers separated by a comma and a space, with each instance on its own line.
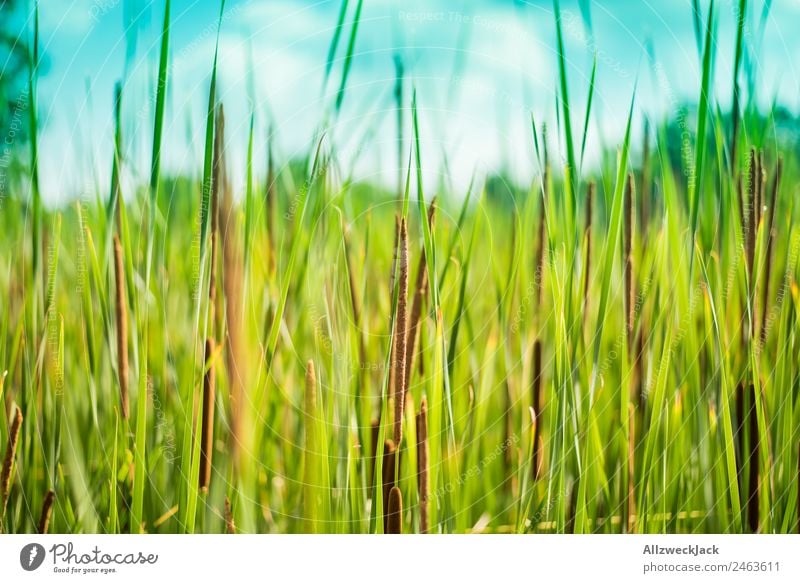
635, 322, 646, 412
386, 486, 403, 534
209, 109, 222, 303
416, 397, 430, 533
582, 182, 594, 324
38, 489, 55, 534
224, 497, 236, 534
223, 251, 244, 456
746, 149, 756, 283
382, 439, 397, 532
624, 172, 635, 347
199, 338, 216, 491
388, 216, 401, 399
627, 403, 636, 533
736, 174, 745, 239
211, 104, 226, 335
222, 224, 242, 452
405, 201, 436, 392
744, 149, 758, 344
746, 383, 759, 533
218, 109, 245, 461
417, 327, 426, 377
735, 381, 759, 532
392, 219, 409, 445
735, 381, 745, 481
531, 340, 543, 480
760, 158, 782, 344
736, 171, 748, 353
113, 234, 129, 419
1, 406, 23, 508
625, 168, 646, 407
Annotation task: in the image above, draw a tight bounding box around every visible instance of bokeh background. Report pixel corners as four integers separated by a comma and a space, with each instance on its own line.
2, 0, 799, 205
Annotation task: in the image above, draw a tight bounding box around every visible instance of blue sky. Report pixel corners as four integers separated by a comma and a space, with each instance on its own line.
6, 0, 800, 204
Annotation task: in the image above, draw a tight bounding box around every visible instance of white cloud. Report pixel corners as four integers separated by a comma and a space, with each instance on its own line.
39, 0, 100, 38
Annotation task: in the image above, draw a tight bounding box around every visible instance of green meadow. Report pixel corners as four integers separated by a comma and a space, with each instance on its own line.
1, 0, 799, 534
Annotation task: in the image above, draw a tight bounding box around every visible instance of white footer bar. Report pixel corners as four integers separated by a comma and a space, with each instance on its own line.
2, 535, 798, 582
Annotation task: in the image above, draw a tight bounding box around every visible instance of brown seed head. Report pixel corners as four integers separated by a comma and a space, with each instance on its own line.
386, 486, 403, 534
38, 490, 55, 534
199, 338, 216, 491
113, 234, 129, 419
627, 403, 636, 533
224, 496, 236, 534
388, 216, 401, 398
746, 383, 760, 533
382, 439, 397, 532
392, 219, 409, 444
1, 406, 23, 502
531, 341, 543, 479
760, 158, 782, 345
624, 172, 635, 343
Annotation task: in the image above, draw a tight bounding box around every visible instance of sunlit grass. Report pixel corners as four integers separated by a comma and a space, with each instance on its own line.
0, 0, 798, 535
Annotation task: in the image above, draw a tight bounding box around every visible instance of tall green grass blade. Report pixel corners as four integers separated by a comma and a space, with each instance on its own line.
412, 91, 454, 450
553, 0, 578, 231
691, 0, 703, 58
730, 0, 746, 169
334, 0, 364, 113
180, 0, 226, 534
322, 0, 350, 93
28, 0, 41, 332
697, 250, 743, 532
438, 173, 474, 290
589, 91, 635, 398
579, 54, 597, 170
146, 0, 171, 286
688, 0, 715, 269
